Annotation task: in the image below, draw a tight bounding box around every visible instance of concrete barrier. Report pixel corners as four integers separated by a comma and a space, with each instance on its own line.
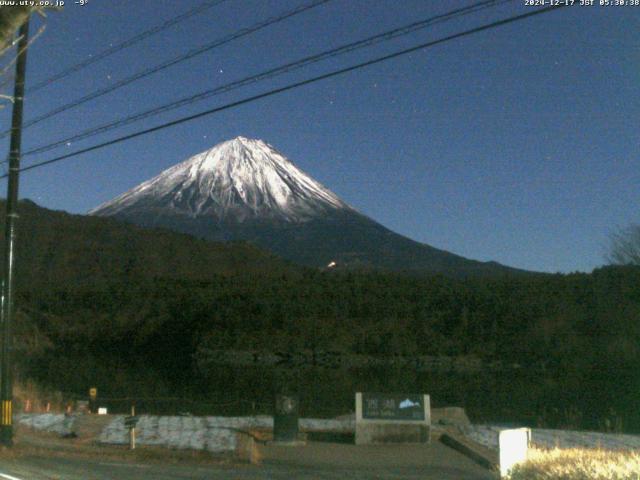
440, 431, 498, 470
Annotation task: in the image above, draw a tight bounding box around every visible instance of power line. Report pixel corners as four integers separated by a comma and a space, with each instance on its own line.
2, 4, 568, 180
0, 0, 333, 139
26, 0, 230, 94
22, 0, 514, 159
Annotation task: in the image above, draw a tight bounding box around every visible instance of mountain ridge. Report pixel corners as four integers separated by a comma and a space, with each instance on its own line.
0, 199, 295, 291
91, 137, 531, 277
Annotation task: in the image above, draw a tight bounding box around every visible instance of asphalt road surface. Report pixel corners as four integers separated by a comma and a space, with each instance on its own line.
0, 442, 496, 479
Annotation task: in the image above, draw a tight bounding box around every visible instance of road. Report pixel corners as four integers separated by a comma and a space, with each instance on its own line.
0, 441, 495, 479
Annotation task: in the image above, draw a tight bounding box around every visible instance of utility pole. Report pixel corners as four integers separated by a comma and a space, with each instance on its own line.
0, 17, 30, 447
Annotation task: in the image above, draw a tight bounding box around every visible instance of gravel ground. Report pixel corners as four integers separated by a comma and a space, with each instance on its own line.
17, 413, 355, 453
17, 413, 76, 436
10, 414, 492, 480
19, 413, 640, 454
99, 415, 356, 452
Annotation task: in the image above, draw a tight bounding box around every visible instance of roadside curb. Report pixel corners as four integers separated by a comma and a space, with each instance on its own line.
440, 431, 498, 471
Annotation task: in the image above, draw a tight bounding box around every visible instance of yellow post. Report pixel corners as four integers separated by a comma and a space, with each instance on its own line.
1, 400, 11, 427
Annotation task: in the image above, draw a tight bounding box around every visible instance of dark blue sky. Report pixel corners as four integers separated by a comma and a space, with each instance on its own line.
0, 0, 637, 273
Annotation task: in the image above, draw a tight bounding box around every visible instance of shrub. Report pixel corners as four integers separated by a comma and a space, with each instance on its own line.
509, 448, 640, 480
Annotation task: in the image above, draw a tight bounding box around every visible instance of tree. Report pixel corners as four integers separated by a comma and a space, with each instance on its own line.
608, 225, 640, 266
0, 7, 31, 52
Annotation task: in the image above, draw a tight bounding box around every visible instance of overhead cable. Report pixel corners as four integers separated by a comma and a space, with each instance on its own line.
2, 4, 568, 179
27, 0, 231, 94
0, 0, 333, 139
23, 0, 514, 158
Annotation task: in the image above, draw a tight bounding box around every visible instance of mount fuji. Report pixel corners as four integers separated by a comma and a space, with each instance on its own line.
90, 137, 522, 276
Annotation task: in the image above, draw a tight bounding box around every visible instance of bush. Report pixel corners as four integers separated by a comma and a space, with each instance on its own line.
509, 448, 640, 480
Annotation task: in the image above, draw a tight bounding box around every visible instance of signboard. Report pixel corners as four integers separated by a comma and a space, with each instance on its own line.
362, 393, 425, 421
124, 415, 139, 429
355, 392, 431, 445
276, 395, 298, 416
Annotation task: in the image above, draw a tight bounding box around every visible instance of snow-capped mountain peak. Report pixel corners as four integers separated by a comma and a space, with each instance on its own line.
89, 136, 524, 276
90, 137, 351, 223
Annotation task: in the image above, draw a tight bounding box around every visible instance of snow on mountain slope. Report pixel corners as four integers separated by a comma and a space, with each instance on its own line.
90, 137, 351, 223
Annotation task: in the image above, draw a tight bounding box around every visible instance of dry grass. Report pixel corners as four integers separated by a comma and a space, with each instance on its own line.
3, 424, 235, 466
509, 447, 640, 480
14, 379, 67, 413
235, 432, 263, 465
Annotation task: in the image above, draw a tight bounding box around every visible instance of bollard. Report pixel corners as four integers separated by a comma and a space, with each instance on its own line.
129, 405, 136, 450
499, 428, 531, 478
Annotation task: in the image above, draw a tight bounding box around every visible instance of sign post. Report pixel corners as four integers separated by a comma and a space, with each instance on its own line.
88, 387, 97, 414
124, 405, 139, 450
273, 394, 299, 443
